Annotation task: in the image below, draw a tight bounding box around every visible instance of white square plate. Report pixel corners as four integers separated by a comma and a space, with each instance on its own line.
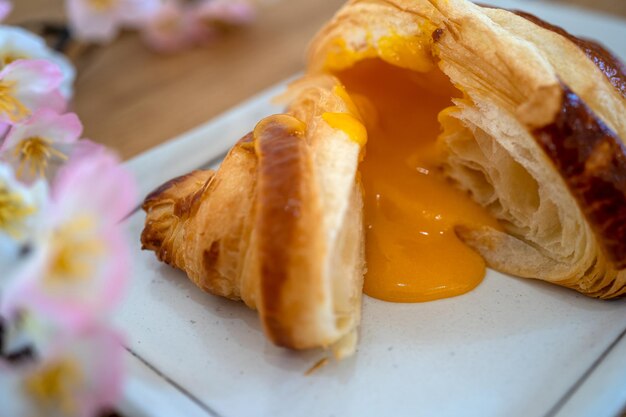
116, 2, 626, 416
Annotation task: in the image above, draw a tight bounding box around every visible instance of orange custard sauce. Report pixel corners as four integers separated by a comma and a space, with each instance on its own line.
337, 60, 501, 303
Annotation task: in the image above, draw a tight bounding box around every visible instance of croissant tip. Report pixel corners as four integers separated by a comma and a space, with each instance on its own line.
143, 170, 207, 210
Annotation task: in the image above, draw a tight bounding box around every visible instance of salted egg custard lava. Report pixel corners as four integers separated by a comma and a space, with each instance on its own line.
317, 35, 501, 303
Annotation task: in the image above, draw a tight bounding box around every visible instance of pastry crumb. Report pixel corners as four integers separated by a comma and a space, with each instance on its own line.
305, 357, 329, 376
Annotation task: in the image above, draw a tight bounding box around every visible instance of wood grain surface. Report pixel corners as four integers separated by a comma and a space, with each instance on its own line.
7, 0, 626, 160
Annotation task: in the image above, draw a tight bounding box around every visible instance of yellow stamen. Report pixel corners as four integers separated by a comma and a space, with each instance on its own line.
46, 216, 105, 285
23, 358, 84, 416
2, 53, 27, 67
0, 80, 29, 122
13, 136, 68, 179
0, 181, 35, 237
88, 0, 117, 11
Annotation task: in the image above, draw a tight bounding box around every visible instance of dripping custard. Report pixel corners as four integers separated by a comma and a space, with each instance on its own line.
322, 46, 501, 303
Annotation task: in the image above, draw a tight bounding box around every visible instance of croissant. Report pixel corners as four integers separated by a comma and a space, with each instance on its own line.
142, 75, 365, 356
142, 0, 626, 354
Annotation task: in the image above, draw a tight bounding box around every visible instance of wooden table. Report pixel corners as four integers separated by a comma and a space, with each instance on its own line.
8, 0, 626, 160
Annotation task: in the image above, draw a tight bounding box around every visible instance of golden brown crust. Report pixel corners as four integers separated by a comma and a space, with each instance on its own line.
143, 170, 206, 212
184, 134, 259, 299
477, 4, 626, 98
510, 10, 626, 98
254, 115, 321, 347
141, 133, 259, 299
534, 86, 626, 268
141, 169, 214, 268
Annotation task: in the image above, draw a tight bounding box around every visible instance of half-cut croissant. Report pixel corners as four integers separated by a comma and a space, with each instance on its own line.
142, 0, 626, 353
142, 75, 365, 356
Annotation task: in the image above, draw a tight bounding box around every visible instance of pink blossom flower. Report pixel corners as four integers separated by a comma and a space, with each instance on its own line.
1, 150, 136, 330
0, 1, 12, 21
66, 0, 160, 43
0, 109, 83, 182
0, 325, 124, 417
0, 26, 76, 99
195, 0, 256, 27
0, 60, 65, 125
141, 0, 212, 53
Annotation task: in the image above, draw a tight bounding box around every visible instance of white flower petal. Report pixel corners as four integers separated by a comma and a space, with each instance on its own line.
0, 25, 77, 98
0, 163, 48, 242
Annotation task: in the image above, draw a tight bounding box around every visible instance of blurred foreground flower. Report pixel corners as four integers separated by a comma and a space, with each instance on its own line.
0, 26, 76, 99
66, 0, 160, 43
0, 325, 124, 417
0, 162, 46, 280
0, 109, 83, 183
0, 15, 139, 416
0, 162, 45, 240
0, 146, 134, 416
2, 150, 135, 329
0, 59, 65, 125
0, 1, 12, 22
